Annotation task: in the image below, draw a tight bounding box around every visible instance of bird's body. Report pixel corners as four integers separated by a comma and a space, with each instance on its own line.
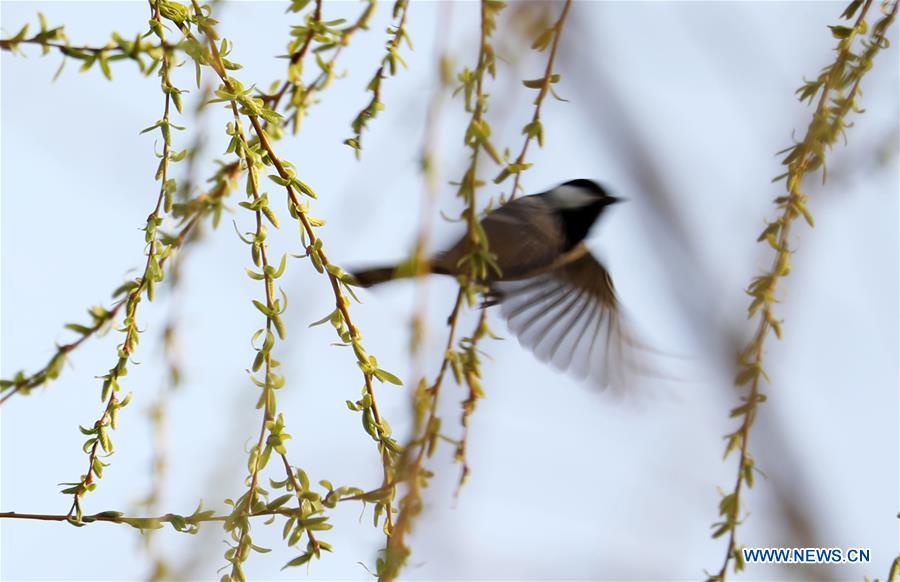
434, 192, 598, 281
353, 179, 643, 390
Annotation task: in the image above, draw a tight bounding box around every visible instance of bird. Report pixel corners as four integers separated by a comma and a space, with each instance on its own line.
352, 179, 646, 390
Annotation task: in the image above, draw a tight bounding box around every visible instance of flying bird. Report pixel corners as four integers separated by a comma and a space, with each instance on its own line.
353, 179, 647, 390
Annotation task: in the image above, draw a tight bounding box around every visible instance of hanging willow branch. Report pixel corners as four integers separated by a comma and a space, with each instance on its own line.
709, 1, 898, 579
380, 2, 508, 579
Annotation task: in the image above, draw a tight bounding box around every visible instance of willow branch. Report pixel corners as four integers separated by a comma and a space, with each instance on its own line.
710, 1, 896, 578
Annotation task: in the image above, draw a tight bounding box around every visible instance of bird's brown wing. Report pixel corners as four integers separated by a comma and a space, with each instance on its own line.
493, 251, 640, 390
434, 197, 564, 280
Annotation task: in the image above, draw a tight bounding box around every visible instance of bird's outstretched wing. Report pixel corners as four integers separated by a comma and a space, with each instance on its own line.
491, 251, 644, 392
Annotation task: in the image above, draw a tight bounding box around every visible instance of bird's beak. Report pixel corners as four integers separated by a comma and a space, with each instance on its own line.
607, 196, 625, 205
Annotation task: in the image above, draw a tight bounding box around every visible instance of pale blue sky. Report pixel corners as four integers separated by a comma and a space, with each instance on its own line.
1, 2, 898, 580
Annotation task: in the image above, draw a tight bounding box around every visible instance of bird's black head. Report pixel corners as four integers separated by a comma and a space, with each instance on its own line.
546, 179, 621, 250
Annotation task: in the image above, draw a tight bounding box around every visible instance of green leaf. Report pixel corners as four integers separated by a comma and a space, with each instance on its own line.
98, 52, 112, 80
282, 553, 312, 569
246, 268, 266, 281
140, 121, 162, 135
521, 74, 559, 89
65, 323, 94, 335
828, 25, 853, 39
252, 299, 272, 316
531, 27, 555, 51
373, 368, 402, 385
292, 179, 318, 199
840, 0, 864, 19
272, 254, 288, 278
309, 309, 337, 328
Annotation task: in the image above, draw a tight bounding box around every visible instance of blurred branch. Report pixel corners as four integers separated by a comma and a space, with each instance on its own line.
345, 0, 412, 157
496, 0, 573, 199
886, 555, 900, 582
566, 7, 853, 575
383, 1, 507, 578
135, 93, 215, 578
138, 313, 182, 581
564, 9, 737, 365
0, 160, 240, 407
410, 2, 454, 368
819, 125, 899, 190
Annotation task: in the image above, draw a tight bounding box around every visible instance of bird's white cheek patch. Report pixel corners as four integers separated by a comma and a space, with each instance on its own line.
552, 185, 600, 209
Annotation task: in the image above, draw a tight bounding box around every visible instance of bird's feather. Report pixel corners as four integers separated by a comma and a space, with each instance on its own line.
434, 196, 565, 279
492, 251, 641, 391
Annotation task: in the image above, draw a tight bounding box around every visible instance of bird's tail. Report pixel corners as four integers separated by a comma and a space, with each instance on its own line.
352, 258, 450, 288
352, 264, 406, 288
